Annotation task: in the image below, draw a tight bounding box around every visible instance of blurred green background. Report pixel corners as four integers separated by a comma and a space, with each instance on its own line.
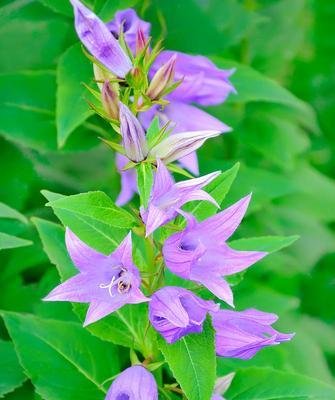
0, 0, 334, 398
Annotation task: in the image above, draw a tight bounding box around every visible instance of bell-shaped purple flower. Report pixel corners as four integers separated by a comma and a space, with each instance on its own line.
150, 51, 236, 106
163, 195, 267, 306
119, 103, 148, 162
106, 365, 158, 400
211, 308, 295, 360
141, 160, 220, 236
44, 229, 149, 326
107, 9, 151, 54
149, 286, 219, 343
70, 0, 132, 77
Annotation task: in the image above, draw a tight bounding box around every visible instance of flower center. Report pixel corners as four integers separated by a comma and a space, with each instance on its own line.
99, 268, 132, 297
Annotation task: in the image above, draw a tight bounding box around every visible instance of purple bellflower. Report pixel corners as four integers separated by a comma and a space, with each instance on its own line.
70, 0, 132, 77
44, 229, 149, 326
107, 9, 151, 55
163, 195, 267, 306
150, 51, 236, 106
141, 159, 220, 236
211, 308, 295, 360
149, 286, 219, 343
106, 365, 158, 400
211, 373, 235, 400
119, 103, 148, 162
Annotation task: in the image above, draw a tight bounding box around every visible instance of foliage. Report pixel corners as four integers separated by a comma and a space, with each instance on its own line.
0, 0, 334, 399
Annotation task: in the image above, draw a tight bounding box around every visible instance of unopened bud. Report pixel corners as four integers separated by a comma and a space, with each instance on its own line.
93, 64, 114, 91
136, 28, 148, 56
128, 66, 146, 89
119, 103, 148, 162
146, 54, 176, 100
101, 81, 119, 120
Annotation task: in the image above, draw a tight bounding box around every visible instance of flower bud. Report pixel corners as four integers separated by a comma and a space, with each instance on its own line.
119, 103, 148, 162
136, 28, 148, 56
101, 81, 119, 120
146, 54, 176, 100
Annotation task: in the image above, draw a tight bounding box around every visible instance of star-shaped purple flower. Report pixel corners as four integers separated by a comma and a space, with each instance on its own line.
163, 194, 267, 306
149, 286, 219, 343
211, 308, 294, 359
141, 159, 220, 236
44, 229, 149, 326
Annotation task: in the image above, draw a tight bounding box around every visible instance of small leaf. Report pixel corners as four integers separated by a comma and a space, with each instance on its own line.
0, 202, 27, 224
229, 235, 299, 253
159, 318, 216, 400
57, 43, 94, 147
136, 163, 153, 209
44, 190, 136, 253
0, 232, 32, 250
0, 339, 26, 397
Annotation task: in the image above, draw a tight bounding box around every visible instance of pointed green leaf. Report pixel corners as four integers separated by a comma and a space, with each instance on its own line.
159, 319, 216, 400
57, 43, 94, 147
0, 202, 27, 224
0, 232, 32, 250
0, 339, 26, 397
229, 235, 299, 253
137, 163, 153, 209
3, 312, 120, 400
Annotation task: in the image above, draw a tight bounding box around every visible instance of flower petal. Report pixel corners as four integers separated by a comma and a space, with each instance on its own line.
197, 194, 252, 242
65, 228, 107, 273
70, 0, 132, 77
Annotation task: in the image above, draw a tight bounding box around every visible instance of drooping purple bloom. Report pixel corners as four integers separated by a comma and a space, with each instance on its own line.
150, 51, 236, 106
119, 103, 148, 162
211, 373, 235, 400
107, 9, 151, 54
163, 195, 267, 306
106, 365, 158, 400
211, 308, 295, 359
140, 102, 231, 175
44, 229, 149, 326
70, 0, 132, 77
149, 286, 219, 343
141, 159, 220, 236
115, 154, 138, 206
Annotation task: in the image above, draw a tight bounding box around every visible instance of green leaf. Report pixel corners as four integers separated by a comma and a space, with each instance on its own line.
0, 71, 57, 151
33, 218, 155, 357
136, 163, 153, 209
229, 235, 299, 253
214, 58, 319, 133
0, 339, 26, 397
146, 116, 161, 148
44, 190, 136, 253
225, 367, 335, 399
3, 312, 120, 400
57, 43, 94, 147
182, 162, 240, 223
0, 202, 27, 224
38, 0, 72, 16
159, 319, 216, 400
0, 2, 73, 73
0, 232, 32, 250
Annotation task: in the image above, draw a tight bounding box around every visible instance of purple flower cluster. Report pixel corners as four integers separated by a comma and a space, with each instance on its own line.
45, 2, 294, 398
